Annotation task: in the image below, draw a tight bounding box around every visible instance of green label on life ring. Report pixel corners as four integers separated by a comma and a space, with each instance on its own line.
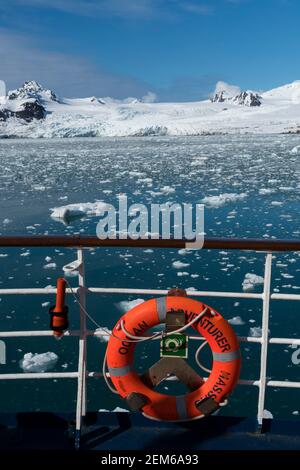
160, 333, 188, 359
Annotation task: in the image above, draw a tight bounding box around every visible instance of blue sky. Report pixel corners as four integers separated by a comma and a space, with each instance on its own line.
0, 0, 299, 100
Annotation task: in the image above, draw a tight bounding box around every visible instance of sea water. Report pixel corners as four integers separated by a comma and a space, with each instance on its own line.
0, 135, 300, 419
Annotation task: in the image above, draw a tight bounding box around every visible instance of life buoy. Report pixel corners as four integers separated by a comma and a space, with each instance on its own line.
106, 296, 241, 422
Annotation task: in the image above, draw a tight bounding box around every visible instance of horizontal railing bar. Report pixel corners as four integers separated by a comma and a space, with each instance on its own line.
0, 330, 81, 338
271, 293, 300, 301
0, 372, 261, 385
238, 379, 260, 386
0, 372, 79, 380
0, 287, 263, 299
267, 380, 300, 388
0, 373, 298, 389
0, 288, 79, 295
0, 330, 299, 346
0, 236, 300, 251
87, 287, 263, 299
2, 287, 300, 302
269, 338, 300, 345
2, 287, 299, 302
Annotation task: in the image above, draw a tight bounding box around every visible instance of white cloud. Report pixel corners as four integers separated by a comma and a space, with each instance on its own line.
180, 3, 215, 14
0, 0, 216, 19
0, 29, 151, 98
214, 80, 241, 97
142, 91, 157, 103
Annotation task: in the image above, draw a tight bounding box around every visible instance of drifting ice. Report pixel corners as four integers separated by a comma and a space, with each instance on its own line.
242, 273, 264, 291
95, 327, 112, 342
20, 352, 58, 373
228, 316, 245, 326
249, 326, 263, 338
50, 201, 109, 221
117, 299, 145, 312
201, 193, 247, 208
99, 407, 129, 413
172, 260, 190, 269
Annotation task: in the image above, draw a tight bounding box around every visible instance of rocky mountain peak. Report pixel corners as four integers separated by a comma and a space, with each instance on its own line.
233, 91, 261, 107
8, 81, 58, 102
211, 89, 261, 107
211, 91, 226, 103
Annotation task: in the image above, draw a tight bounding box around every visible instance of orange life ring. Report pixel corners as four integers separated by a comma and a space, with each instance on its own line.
106, 296, 241, 422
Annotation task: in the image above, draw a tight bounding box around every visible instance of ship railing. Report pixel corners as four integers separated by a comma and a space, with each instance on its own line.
0, 236, 300, 447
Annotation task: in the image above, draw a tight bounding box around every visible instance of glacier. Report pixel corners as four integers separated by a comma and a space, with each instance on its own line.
1, 80, 300, 138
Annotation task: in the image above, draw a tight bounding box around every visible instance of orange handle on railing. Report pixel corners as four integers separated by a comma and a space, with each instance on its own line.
53, 278, 67, 313
49, 278, 69, 338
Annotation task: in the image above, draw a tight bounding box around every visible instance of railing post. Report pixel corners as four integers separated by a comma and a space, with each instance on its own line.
75, 248, 87, 449
257, 252, 272, 430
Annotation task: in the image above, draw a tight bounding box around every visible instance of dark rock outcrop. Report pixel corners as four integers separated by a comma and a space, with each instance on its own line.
211, 89, 262, 107
210, 91, 226, 103
0, 110, 8, 122
233, 91, 261, 107
91, 96, 105, 104
14, 100, 46, 122
0, 81, 53, 122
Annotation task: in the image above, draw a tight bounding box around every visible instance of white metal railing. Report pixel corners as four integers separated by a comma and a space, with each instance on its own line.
0, 248, 300, 446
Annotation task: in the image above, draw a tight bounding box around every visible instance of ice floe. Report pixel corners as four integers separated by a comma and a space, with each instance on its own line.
50, 201, 109, 222
43, 262, 57, 269
2, 218, 12, 225
263, 409, 274, 419
95, 327, 111, 342
172, 260, 190, 269
98, 407, 129, 413
242, 273, 264, 291
201, 193, 247, 208
20, 352, 58, 373
228, 316, 245, 326
290, 145, 300, 154
249, 326, 263, 337
116, 298, 145, 312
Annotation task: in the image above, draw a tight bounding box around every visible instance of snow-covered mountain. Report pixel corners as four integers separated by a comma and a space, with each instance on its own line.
1, 80, 300, 138
210, 89, 262, 106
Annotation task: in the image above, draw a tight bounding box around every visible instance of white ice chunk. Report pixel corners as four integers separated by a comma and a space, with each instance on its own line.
20, 352, 58, 373
94, 327, 111, 342
228, 316, 245, 326
290, 145, 300, 154
50, 201, 109, 221
98, 407, 129, 413
263, 409, 274, 419
43, 262, 57, 269
242, 273, 264, 291
201, 193, 247, 208
116, 298, 145, 312
249, 326, 263, 337
259, 188, 275, 195
172, 260, 190, 269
